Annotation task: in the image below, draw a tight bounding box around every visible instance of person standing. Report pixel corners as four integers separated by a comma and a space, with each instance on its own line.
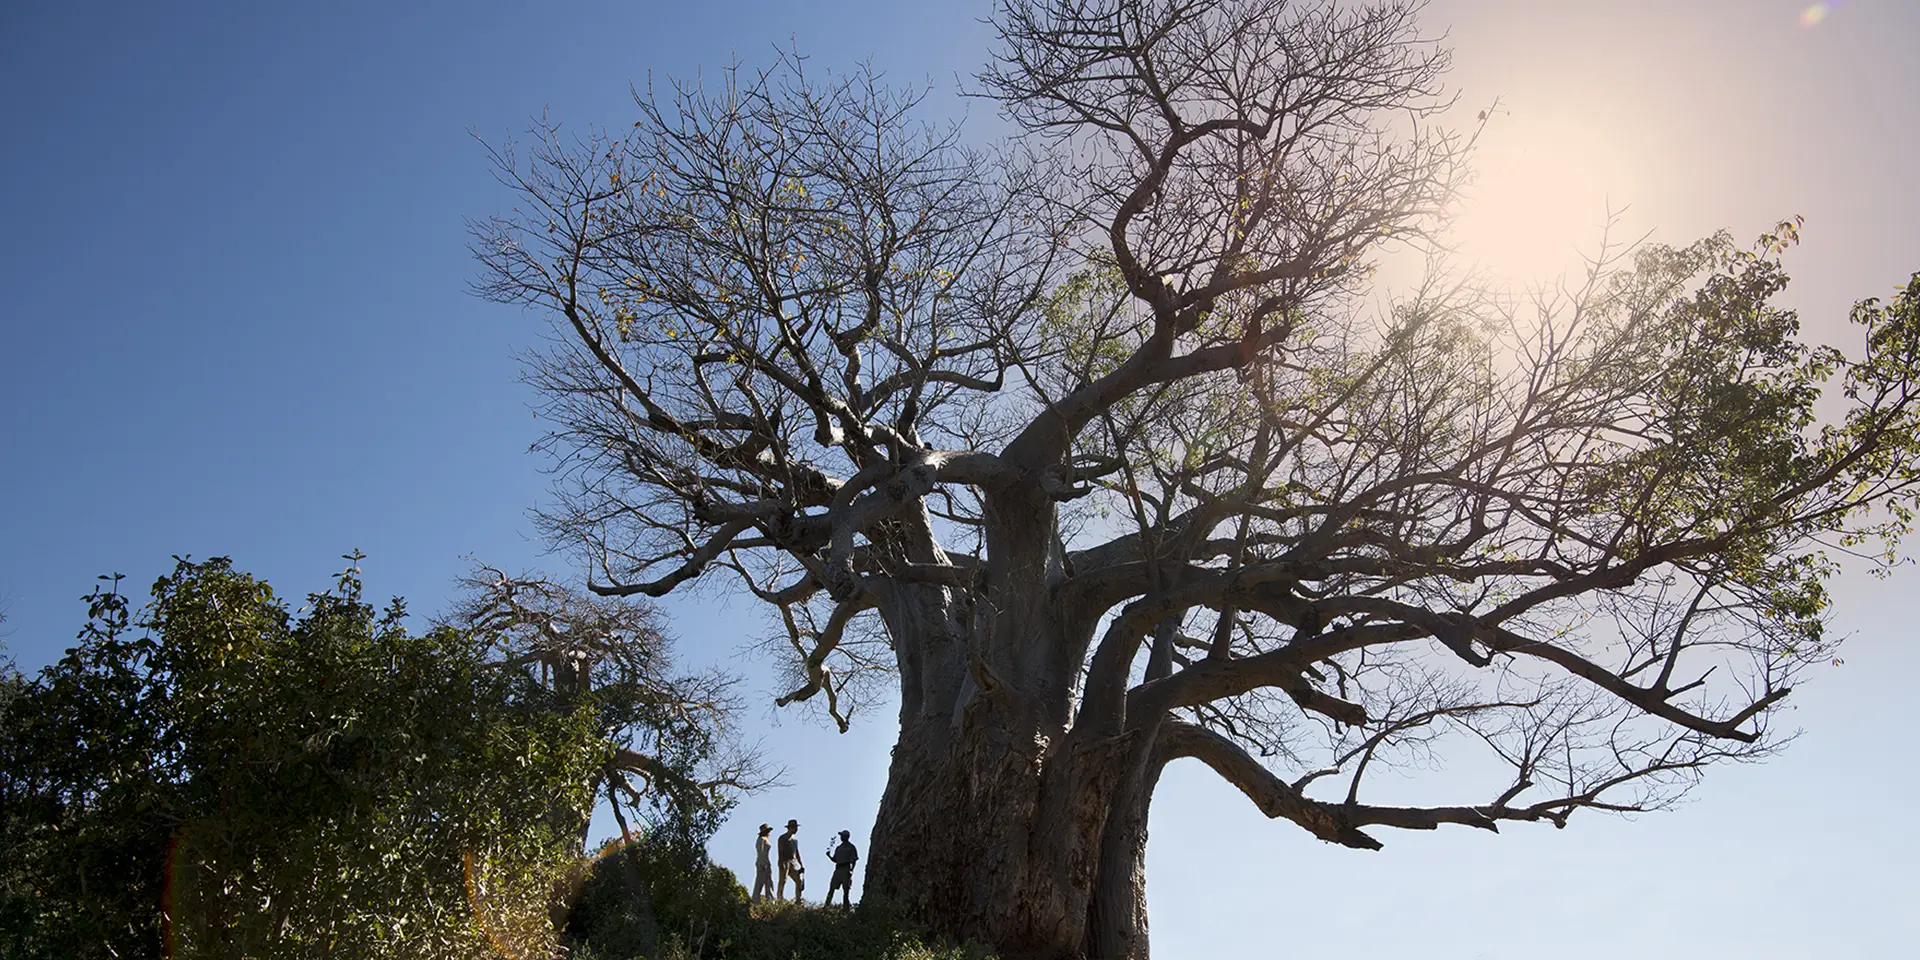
751, 824, 774, 903
826, 830, 860, 910
776, 819, 804, 903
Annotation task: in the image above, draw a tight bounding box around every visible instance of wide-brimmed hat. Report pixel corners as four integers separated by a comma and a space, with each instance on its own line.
758, 823, 771, 834
786, 818, 800, 828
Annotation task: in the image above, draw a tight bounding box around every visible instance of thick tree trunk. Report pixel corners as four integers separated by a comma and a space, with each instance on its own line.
865, 704, 1157, 960
867, 707, 1053, 953
1087, 758, 1160, 960
864, 483, 1153, 960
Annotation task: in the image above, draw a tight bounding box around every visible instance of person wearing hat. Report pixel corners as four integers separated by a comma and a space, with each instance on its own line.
751, 823, 775, 903
776, 819, 805, 903
826, 829, 860, 910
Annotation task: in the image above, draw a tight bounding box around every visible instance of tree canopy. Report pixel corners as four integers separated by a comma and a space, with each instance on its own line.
474, 1, 1920, 956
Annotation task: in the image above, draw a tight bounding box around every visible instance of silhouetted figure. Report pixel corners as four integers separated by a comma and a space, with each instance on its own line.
752, 823, 774, 903
777, 819, 805, 903
827, 830, 860, 910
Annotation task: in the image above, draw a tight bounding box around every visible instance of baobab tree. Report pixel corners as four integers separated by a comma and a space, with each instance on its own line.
473, 1, 1920, 957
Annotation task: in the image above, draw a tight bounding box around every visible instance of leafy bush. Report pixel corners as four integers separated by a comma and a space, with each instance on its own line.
0, 557, 603, 959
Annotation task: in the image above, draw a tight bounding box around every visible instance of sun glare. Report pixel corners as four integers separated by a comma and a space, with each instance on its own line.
1446, 108, 1645, 283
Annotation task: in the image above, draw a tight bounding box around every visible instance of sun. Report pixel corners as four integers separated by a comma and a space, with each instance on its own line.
1445, 106, 1647, 283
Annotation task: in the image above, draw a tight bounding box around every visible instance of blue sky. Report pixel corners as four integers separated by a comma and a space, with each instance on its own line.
3, 1, 1917, 957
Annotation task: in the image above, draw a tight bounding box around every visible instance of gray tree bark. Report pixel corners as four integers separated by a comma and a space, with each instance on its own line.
858, 488, 1160, 960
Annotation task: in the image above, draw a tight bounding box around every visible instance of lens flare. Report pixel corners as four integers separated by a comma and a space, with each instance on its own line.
1797, 2, 1843, 27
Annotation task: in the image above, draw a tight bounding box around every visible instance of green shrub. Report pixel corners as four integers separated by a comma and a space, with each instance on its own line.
0, 558, 601, 959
